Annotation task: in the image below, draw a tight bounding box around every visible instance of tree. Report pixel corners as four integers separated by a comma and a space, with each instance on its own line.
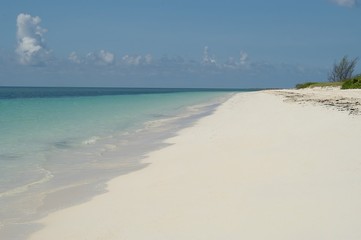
328, 56, 358, 82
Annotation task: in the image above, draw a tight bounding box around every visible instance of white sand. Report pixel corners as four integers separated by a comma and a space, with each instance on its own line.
30, 90, 361, 240
270, 87, 361, 115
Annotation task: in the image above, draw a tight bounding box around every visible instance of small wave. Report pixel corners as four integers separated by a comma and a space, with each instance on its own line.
104, 144, 117, 150
82, 136, 100, 145
0, 153, 21, 161
143, 116, 181, 129
0, 168, 53, 199
54, 141, 72, 149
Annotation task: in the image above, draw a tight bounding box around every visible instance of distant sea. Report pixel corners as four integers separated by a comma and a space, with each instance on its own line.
0, 87, 254, 238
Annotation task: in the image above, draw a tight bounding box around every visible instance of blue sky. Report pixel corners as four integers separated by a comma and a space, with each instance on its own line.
0, 0, 360, 88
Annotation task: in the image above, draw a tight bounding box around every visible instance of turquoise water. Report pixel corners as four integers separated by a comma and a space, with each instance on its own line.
0, 87, 248, 238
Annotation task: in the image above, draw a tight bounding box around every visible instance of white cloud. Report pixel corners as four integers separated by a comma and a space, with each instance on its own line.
68, 52, 81, 64
144, 54, 153, 64
331, 0, 357, 7
68, 51, 152, 66
122, 55, 142, 65
224, 51, 249, 68
85, 50, 115, 65
98, 50, 115, 64
121, 54, 153, 65
202, 46, 217, 65
16, 13, 51, 65
239, 51, 249, 65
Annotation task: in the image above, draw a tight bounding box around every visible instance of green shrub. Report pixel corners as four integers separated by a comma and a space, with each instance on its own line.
295, 81, 343, 89
310, 82, 343, 88
341, 75, 361, 89
295, 82, 318, 89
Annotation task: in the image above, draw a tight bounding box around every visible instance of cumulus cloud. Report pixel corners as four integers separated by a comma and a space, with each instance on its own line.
16, 13, 51, 66
68, 52, 81, 64
224, 51, 250, 69
67, 51, 152, 66
85, 50, 115, 65
202, 46, 217, 65
121, 54, 153, 65
331, 0, 357, 7
239, 51, 249, 65
144, 54, 153, 64
122, 55, 142, 65
98, 50, 115, 64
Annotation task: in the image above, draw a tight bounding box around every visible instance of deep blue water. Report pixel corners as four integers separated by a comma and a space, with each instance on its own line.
0, 87, 249, 99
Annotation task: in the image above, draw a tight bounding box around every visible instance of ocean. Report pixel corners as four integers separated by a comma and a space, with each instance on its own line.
0, 87, 251, 238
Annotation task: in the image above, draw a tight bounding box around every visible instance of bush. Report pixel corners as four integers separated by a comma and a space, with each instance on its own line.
295, 82, 343, 89
341, 75, 361, 89
295, 82, 318, 89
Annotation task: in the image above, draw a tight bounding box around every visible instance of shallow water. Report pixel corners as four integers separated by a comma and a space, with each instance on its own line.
0, 87, 251, 239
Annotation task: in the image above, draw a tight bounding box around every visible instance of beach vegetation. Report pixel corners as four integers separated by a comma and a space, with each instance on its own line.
328, 56, 358, 82
341, 75, 361, 89
295, 55, 361, 89
295, 82, 318, 89
295, 81, 343, 89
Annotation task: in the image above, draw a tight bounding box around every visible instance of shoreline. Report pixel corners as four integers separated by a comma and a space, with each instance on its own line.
0, 92, 235, 240
30, 89, 361, 239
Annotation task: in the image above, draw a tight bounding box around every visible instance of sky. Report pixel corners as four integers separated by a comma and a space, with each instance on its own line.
0, 0, 360, 88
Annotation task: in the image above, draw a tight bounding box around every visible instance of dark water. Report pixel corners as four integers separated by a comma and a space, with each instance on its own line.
0, 87, 253, 99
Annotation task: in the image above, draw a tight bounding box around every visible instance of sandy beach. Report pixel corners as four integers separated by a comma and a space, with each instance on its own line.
29, 89, 361, 240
